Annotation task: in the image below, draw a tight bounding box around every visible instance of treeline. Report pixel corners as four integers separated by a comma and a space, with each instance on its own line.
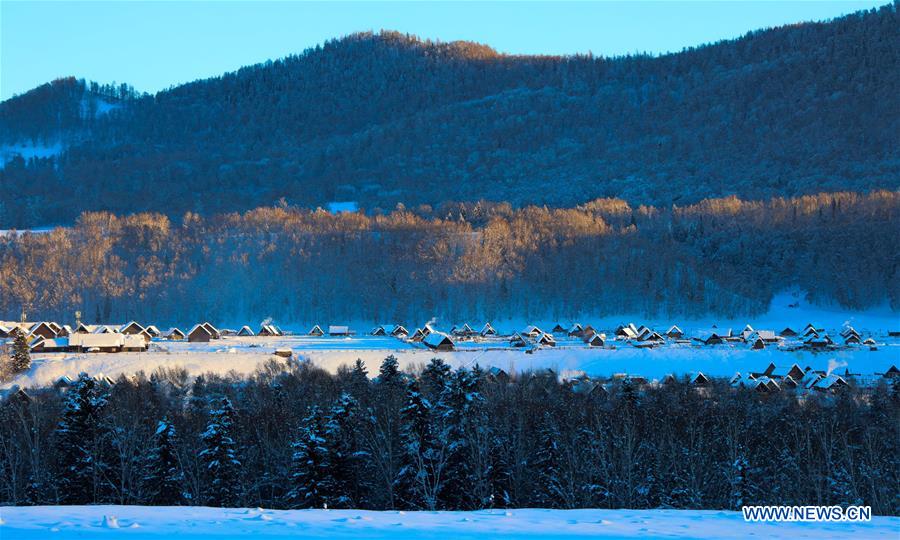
1, 4, 898, 225
2, 358, 898, 513
0, 191, 896, 324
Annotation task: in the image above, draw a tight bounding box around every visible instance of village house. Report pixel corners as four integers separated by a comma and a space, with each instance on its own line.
665, 325, 684, 339
804, 333, 834, 349
637, 328, 665, 343
809, 374, 849, 393
308, 325, 325, 336
451, 323, 477, 337
480, 323, 497, 337
30, 337, 69, 353
586, 333, 605, 347
487, 366, 510, 384
122, 334, 148, 351
28, 321, 59, 340
163, 327, 185, 340
423, 331, 454, 351
258, 324, 282, 336
550, 323, 568, 334
69, 332, 126, 353
754, 362, 805, 381
615, 323, 639, 339
201, 322, 221, 339
780, 327, 797, 337
119, 321, 146, 336
509, 333, 528, 347
567, 323, 584, 337
409, 328, 426, 342
328, 325, 351, 336
237, 325, 254, 336
188, 324, 214, 343
535, 333, 556, 347
522, 325, 543, 337
372, 324, 408, 337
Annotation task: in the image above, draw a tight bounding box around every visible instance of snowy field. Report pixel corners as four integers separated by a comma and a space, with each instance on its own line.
0, 506, 896, 539
2, 291, 897, 390
4, 334, 899, 390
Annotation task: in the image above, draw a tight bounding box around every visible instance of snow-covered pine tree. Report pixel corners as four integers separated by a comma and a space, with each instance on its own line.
348, 358, 370, 403
287, 405, 332, 508
488, 435, 514, 508
439, 368, 481, 510
54, 372, 110, 504
144, 418, 185, 505
532, 411, 565, 508
10, 328, 31, 373
728, 452, 749, 510
324, 392, 369, 508
421, 357, 451, 399
393, 378, 437, 510
199, 396, 241, 507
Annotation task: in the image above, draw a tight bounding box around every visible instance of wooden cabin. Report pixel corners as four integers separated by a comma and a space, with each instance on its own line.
163, 327, 185, 340
308, 325, 325, 336
188, 324, 213, 343
328, 325, 351, 336
237, 326, 254, 336
423, 331, 454, 351
586, 333, 605, 347
665, 325, 684, 339
29, 322, 59, 340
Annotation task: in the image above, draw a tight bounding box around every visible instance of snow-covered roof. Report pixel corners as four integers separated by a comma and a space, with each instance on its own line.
423, 331, 454, 349
70, 333, 124, 348
188, 324, 213, 337
329, 325, 350, 335
122, 334, 147, 349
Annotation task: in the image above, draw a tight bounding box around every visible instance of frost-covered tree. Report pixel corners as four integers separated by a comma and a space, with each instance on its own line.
532, 412, 565, 508
10, 328, 31, 374
439, 368, 482, 510
324, 393, 369, 508
54, 372, 110, 504
199, 396, 241, 507
288, 406, 331, 508
143, 418, 185, 505
394, 378, 440, 510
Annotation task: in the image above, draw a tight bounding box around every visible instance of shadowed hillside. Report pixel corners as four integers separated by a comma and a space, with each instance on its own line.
0, 4, 897, 226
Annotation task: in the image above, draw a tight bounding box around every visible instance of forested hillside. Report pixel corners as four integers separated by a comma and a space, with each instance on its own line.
0, 192, 895, 324
1, 4, 898, 226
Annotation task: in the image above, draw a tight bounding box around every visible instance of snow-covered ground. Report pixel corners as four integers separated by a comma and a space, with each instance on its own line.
0, 505, 895, 539
2, 291, 897, 390
3, 333, 897, 390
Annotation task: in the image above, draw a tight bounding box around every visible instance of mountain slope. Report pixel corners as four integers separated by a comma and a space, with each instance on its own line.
0, 4, 898, 226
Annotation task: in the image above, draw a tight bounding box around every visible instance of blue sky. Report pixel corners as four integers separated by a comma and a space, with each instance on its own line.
1, 1, 889, 100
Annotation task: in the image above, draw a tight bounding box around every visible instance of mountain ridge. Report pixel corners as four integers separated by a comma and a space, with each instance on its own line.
1, 4, 898, 226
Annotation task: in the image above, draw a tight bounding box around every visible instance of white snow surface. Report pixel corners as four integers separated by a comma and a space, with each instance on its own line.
2, 291, 897, 390
0, 505, 895, 539
3, 333, 897, 390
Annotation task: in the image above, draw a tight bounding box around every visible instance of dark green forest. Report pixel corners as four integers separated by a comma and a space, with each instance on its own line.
1, 4, 898, 226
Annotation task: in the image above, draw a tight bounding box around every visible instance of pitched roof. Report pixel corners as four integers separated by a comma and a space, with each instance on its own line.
423, 331, 454, 349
